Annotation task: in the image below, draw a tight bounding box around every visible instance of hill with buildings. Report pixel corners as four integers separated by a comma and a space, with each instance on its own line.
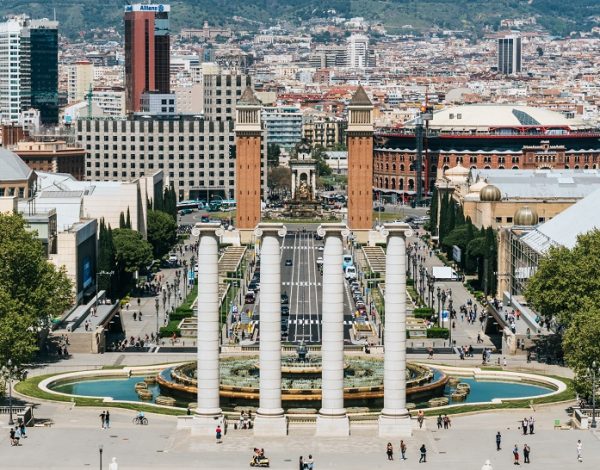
1, 0, 599, 37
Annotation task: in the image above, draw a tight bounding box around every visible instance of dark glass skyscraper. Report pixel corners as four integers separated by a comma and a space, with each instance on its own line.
124, 4, 171, 113
29, 24, 59, 124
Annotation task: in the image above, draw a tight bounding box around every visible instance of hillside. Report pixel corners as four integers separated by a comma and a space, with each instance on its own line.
1, 0, 599, 37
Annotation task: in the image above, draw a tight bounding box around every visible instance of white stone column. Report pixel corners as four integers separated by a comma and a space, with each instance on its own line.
191, 222, 223, 435
311, 171, 317, 199
379, 222, 413, 437
291, 172, 296, 199
316, 223, 350, 436
253, 223, 288, 436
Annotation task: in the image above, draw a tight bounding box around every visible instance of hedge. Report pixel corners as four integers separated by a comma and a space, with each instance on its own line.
427, 327, 449, 339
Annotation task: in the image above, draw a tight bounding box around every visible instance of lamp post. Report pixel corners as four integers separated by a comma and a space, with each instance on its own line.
427, 274, 434, 309
1, 359, 19, 425
436, 286, 441, 327
155, 298, 160, 344
99, 444, 104, 470
588, 361, 599, 428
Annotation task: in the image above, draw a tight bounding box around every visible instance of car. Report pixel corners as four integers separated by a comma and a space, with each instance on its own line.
316, 257, 324, 266
317, 246, 324, 252
168, 254, 178, 264
374, 205, 385, 212
280, 318, 289, 332
200, 215, 210, 223
314, 233, 323, 241
281, 292, 289, 304
245, 290, 256, 304
350, 281, 360, 290
285, 259, 293, 266
281, 306, 290, 316
179, 208, 193, 215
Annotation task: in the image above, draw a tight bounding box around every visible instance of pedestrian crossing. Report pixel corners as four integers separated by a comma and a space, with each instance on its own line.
282, 246, 318, 250
285, 319, 354, 325
282, 282, 321, 287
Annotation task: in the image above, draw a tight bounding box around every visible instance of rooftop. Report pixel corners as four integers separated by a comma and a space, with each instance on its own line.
521, 187, 600, 254
468, 169, 600, 199
406, 105, 591, 131
0, 148, 33, 181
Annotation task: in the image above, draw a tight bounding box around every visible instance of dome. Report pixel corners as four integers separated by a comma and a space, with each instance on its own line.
514, 206, 539, 226
479, 184, 502, 202
469, 180, 488, 193
444, 163, 470, 176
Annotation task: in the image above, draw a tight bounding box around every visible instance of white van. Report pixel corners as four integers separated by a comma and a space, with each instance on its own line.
345, 266, 357, 280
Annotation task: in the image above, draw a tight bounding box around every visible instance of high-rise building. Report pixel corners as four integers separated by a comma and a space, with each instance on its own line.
202, 65, 253, 121
261, 105, 303, 149
68, 61, 94, 103
497, 35, 522, 75
124, 4, 171, 113
0, 16, 59, 125
346, 34, 374, 69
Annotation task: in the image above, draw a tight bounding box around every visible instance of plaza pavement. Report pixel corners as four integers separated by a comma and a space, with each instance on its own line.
2, 396, 598, 469
5, 352, 585, 469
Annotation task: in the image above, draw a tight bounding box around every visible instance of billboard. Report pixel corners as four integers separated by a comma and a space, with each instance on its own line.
124, 4, 171, 13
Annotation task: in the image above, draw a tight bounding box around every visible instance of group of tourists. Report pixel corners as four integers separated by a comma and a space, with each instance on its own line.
384, 440, 411, 461
99, 410, 111, 429
8, 420, 27, 446
436, 414, 452, 429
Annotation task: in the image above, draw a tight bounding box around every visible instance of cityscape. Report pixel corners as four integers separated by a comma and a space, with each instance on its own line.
1, 1, 600, 469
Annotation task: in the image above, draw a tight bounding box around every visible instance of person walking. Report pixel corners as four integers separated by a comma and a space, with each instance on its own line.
386, 442, 394, 460
513, 445, 520, 465
299, 456, 304, 470
528, 416, 535, 434
523, 444, 530, 463
100, 411, 106, 429
305, 455, 314, 470
521, 417, 528, 435
417, 410, 425, 429
13, 427, 21, 446
437, 414, 443, 429
215, 424, 222, 444
496, 431, 502, 451
419, 444, 427, 463
9, 428, 16, 446
398, 439, 407, 460
576, 440, 583, 462
105, 410, 110, 429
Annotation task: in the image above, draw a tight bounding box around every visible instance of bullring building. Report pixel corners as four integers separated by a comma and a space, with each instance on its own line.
373, 104, 600, 201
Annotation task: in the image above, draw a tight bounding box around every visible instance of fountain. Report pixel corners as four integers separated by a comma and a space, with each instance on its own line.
155, 353, 449, 409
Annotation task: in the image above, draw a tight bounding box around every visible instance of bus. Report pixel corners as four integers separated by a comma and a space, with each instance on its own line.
177, 200, 204, 211
220, 199, 237, 212
342, 255, 353, 270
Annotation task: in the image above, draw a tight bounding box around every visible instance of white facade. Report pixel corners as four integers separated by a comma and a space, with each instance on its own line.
0, 19, 27, 123
347, 34, 369, 69
92, 87, 126, 117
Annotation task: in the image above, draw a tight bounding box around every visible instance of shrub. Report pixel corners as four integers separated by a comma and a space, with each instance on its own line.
427, 327, 449, 339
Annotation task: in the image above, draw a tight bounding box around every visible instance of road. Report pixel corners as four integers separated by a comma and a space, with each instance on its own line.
252, 229, 355, 344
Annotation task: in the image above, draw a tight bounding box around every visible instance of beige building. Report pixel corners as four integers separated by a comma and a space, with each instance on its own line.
68, 61, 94, 103
302, 111, 346, 149
436, 165, 600, 230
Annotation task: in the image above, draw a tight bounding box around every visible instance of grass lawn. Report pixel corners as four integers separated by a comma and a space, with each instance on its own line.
14, 373, 187, 416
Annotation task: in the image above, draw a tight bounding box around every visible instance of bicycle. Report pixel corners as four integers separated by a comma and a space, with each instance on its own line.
132, 416, 148, 425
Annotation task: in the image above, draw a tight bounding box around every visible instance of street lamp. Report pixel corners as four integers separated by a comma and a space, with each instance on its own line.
1, 359, 19, 425
155, 298, 160, 344
588, 361, 599, 428
436, 286, 442, 327
427, 274, 434, 309
99, 444, 104, 470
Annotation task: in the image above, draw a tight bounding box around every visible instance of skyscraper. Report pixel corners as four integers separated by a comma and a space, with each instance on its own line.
497, 35, 522, 75
0, 16, 58, 125
124, 4, 171, 113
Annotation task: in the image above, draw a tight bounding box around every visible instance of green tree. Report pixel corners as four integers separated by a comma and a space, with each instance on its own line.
312, 147, 333, 177
125, 207, 132, 229
147, 210, 177, 259
267, 143, 281, 167
119, 211, 126, 229
0, 213, 72, 366
525, 230, 600, 327
97, 220, 116, 296
563, 305, 600, 397
112, 228, 153, 274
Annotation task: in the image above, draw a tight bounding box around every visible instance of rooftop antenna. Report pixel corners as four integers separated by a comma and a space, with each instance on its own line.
53, 8, 56, 21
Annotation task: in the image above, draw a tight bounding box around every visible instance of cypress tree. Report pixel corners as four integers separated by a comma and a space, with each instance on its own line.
430, 186, 439, 234
126, 207, 132, 229
119, 212, 126, 229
